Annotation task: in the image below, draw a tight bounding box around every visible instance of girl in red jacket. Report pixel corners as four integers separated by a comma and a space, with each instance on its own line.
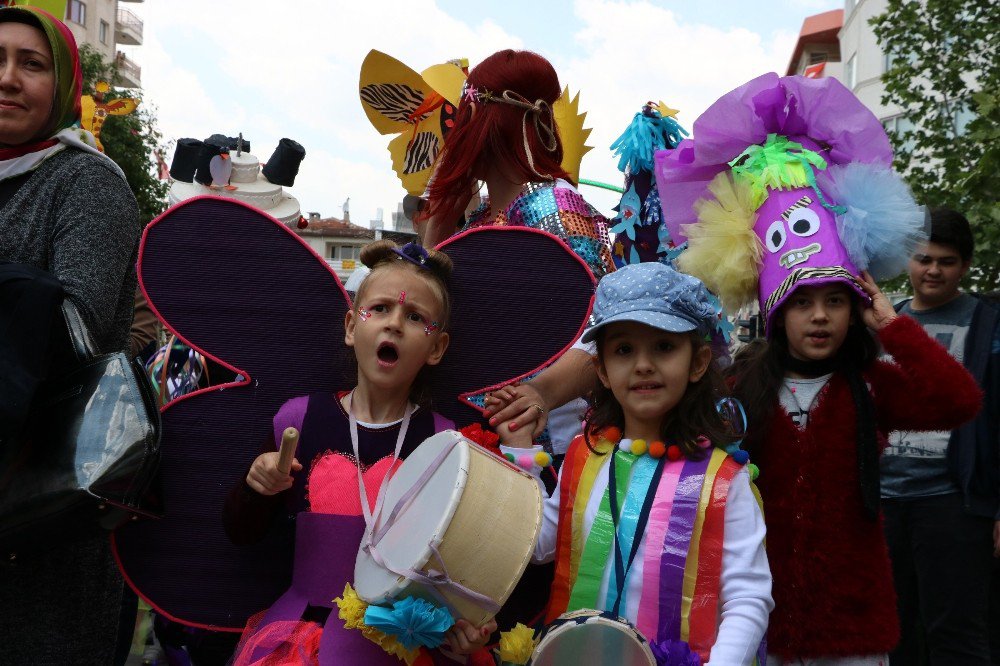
655, 73, 982, 664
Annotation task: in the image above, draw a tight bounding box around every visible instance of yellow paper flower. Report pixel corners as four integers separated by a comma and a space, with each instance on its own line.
333, 583, 369, 630
334, 583, 421, 664
499, 622, 537, 664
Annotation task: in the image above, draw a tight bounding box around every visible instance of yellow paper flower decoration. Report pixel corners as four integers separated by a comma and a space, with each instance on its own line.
498, 622, 537, 664
334, 583, 369, 630
333, 583, 421, 665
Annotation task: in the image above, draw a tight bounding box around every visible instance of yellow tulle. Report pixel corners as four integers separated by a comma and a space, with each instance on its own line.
678, 172, 762, 310
498, 622, 537, 664
333, 583, 420, 665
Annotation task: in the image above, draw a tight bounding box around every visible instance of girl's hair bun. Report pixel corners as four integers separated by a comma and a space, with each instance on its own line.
360, 239, 453, 283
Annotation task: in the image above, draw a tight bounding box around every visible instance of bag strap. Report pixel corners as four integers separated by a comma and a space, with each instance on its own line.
60, 300, 99, 362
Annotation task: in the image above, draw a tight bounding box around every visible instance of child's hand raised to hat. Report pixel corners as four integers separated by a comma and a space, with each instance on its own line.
444, 618, 497, 656
857, 270, 897, 331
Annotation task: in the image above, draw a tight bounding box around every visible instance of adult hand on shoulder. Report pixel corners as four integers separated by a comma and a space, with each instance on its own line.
857, 270, 897, 331
484, 382, 549, 438
246, 451, 301, 496
444, 618, 497, 656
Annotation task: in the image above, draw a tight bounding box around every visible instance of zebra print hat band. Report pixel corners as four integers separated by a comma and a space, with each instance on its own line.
462, 83, 558, 181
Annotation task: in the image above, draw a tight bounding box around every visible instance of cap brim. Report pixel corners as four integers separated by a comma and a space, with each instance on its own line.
581, 310, 698, 343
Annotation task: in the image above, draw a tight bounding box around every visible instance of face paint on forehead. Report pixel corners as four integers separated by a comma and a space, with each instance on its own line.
399, 290, 406, 304
357, 307, 372, 322
424, 322, 440, 336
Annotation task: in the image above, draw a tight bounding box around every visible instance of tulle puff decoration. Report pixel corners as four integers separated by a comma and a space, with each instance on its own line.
816, 162, 928, 280
677, 172, 762, 310
611, 102, 688, 175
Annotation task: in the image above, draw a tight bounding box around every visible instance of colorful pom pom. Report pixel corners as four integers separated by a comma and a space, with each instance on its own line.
649, 441, 666, 458
534, 451, 552, 467
667, 445, 682, 461
517, 455, 535, 471
816, 162, 927, 281
732, 449, 750, 465
503, 453, 516, 464
604, 426, 622, 442
630, 439, 648, 456
619, 438, 633, 452
748, 463, 760, 481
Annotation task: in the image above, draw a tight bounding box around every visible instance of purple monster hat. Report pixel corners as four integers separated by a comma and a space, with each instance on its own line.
654, 73, 926, 335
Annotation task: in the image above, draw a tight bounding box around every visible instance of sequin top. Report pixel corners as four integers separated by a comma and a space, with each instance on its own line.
465, 179, 615, 278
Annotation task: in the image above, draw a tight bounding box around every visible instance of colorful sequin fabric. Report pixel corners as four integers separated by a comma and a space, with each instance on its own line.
465, 180, 615, 278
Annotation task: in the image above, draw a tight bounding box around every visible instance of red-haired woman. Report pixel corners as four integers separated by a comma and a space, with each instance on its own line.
420, 49, 613, 281
421, 49, 612, 458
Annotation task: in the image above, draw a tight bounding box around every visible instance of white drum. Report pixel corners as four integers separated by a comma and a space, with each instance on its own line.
353, 430, 542, 626
528, 610, 657, 666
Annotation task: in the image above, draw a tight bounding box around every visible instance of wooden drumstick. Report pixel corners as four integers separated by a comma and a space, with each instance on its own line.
277, 427, 299, 475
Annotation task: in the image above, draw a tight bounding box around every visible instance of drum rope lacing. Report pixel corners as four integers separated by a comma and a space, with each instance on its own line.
348, 392, 501, 613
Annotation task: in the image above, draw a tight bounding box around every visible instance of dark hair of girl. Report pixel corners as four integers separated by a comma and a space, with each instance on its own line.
583, 330, 736, 459
726, 295, 879, 458
349, 240, 453, 406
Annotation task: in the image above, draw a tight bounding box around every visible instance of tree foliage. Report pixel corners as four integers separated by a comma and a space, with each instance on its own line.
871, 0, 1000, 290
78, 45, 169, 224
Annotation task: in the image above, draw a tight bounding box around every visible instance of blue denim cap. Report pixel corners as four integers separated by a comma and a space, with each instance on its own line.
581, 262, 719, 343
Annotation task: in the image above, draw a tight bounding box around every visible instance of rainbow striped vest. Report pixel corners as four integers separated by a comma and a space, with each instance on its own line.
546, 435, 762, 663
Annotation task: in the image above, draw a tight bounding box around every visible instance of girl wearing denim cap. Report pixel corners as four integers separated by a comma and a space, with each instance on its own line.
501, 262, 772, 664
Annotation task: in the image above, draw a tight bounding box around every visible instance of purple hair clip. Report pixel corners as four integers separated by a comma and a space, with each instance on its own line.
392, 242, 430, 269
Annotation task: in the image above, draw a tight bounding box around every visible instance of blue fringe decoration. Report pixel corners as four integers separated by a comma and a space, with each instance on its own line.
610, 104, 688, 175
817, 163, 928, 281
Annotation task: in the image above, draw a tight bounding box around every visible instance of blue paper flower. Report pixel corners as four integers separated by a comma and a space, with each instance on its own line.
363, 596, 455, 650
650, 638, 703, 666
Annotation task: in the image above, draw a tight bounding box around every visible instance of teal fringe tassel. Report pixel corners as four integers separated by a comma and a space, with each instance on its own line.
610, 107, 688, 175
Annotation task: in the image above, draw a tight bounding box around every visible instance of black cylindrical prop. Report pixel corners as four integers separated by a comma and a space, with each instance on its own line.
169, 138, 204, 183
262, 138, 305, 187
194, 142, 226, 186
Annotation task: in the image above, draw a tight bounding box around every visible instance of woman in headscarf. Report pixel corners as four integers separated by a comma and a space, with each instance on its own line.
0, 7, 140, 664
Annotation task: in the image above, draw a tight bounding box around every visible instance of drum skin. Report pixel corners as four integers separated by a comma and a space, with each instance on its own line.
528, 609, 656, 666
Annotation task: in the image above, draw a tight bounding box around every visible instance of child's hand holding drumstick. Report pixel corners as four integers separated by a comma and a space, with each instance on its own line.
246, 427, 302, 496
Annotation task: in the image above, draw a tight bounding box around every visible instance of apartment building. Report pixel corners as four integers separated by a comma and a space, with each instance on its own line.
2, 0, 144, 87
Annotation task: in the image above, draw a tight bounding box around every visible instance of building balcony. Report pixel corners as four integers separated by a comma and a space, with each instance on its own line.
115, 7, 143, 45
115, 51, 141, 88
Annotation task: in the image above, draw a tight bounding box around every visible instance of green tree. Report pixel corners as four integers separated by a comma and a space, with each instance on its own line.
871, 0, 1000, 290
78, 45, 169, 224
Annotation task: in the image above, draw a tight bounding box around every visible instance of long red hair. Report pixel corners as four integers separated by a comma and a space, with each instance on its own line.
423, 50, 571, 229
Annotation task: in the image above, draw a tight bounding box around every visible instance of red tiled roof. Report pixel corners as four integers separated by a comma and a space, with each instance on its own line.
786, 9, 844, 76
295, 216, 375, 238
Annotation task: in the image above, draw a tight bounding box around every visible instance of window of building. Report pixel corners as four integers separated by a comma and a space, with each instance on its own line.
328, 244, 362, 261
68, 0, 86, 26
883, 51, 893, 73
99, 19, 109, 44
808, 52, 827, 65
883, 115, 917, 154
845, 54, 857, 89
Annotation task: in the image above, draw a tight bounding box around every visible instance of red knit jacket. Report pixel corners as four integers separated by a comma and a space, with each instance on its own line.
753, 315, 982, 658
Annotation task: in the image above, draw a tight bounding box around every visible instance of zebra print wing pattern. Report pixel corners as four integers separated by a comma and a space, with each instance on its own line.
389, 130, 439, 176
359, 49, 464, 195
359, 82, 427, 127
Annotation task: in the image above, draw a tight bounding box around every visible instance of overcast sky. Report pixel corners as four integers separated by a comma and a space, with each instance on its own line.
120, 0, 837, 227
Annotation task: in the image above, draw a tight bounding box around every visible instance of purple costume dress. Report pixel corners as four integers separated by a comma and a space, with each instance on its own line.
226, 392, 454, 665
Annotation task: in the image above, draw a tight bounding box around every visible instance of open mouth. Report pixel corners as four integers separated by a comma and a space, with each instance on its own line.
779, 243, 822, 269
630, 382, 663, 392
376, 342, 399, 366
807, 331, 831, 343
